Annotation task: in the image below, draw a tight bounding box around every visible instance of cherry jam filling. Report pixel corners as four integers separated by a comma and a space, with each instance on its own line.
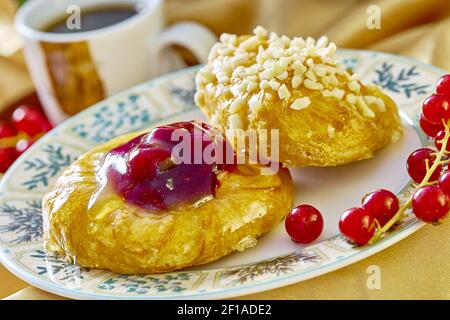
103, 121, 236, 211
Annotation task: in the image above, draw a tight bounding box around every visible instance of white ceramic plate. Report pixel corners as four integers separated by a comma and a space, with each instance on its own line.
0, 50, 445, 299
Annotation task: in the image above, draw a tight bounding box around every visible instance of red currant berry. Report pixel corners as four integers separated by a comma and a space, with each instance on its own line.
0, 121, 17, 138
12, 105, 52, 137
434, 130, 450, 152
0, 147, 17, 173
285, 204, 324, 244
438, 172, 450, 196
0, 122, 19, 173
419, 114, 442, 137
362, 189, 399, 226
422, 94, 450, 125
339, 207, 375, 246
436, 74, 450, 96
15, 138, 34, 156
407, 148, 441, 183
412, 186, 450, 223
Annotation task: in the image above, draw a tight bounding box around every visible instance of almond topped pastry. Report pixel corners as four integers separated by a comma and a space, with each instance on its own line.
195, 26, 403, 167
43, 121, 293, 274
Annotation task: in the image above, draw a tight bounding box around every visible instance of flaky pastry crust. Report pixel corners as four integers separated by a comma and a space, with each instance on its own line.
43, 131, 293, 274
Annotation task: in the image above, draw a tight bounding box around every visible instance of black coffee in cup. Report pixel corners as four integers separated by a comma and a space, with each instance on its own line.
43, 5, 138, 33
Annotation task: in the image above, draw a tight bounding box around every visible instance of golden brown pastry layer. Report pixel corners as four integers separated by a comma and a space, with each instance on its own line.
43, 131, 293, 274
195, 27, 403, 167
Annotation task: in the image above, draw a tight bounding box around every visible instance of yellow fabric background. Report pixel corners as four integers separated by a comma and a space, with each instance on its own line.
1, 0, 450, 299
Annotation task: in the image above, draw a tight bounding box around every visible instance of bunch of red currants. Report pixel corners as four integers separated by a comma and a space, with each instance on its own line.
0, 105, 52, 173
408, 74, 450, 223
285, 74, 450, 246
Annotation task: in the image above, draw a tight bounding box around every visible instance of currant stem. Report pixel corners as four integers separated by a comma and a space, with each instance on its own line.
0, 132, 39, 149
368, 120, 450, 245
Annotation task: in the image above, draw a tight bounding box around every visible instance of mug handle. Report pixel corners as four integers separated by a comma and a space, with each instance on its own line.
149, 22, 217, 76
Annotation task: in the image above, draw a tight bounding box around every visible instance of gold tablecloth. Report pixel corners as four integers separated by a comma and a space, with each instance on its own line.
1, 0, 450, 300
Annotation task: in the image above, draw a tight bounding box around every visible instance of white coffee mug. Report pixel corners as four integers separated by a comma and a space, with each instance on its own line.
15, 0, 217, 124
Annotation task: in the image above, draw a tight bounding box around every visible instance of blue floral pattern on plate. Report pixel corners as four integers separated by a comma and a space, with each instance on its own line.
71, 96, 151, 144
71, 73, 197, 144
22, 145, 75, 190
98, 273, 194, 294
0, 200, 42, 244
373, 62, 431, 98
